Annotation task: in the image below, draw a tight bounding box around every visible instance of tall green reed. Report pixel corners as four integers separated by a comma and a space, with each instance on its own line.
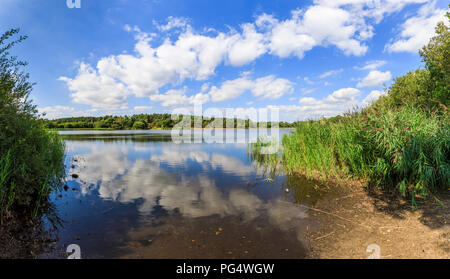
260, 106, 449, 204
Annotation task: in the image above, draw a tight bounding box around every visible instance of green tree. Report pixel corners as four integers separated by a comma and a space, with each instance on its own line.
419, 7, 450, 108
0, 29, 65, 220
380, 69, 432, 110
132, 120, 146, 129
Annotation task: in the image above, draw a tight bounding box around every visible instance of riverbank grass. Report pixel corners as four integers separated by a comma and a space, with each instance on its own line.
281, 106, 449, 203
0, 29, 65, 222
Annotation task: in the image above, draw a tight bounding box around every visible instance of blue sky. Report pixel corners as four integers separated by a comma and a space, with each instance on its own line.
0, 0, 448, 121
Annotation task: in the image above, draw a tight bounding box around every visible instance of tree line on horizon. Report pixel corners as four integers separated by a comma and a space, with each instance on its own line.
42, 113, 297, 130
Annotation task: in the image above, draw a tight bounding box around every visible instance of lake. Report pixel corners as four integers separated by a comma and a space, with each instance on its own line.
42, 129, 326, 259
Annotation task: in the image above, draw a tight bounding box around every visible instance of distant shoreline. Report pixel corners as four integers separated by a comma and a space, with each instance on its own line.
49, 127, 295, 131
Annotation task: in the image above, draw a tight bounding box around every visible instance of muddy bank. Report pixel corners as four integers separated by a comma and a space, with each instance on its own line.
305, 181, 450, 259
0, 214, 57, 259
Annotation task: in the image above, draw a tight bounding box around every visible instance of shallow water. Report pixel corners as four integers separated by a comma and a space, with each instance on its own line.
42, 129, 326, 259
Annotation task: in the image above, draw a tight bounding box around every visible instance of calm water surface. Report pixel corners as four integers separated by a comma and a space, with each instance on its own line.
43, 129, 326, 258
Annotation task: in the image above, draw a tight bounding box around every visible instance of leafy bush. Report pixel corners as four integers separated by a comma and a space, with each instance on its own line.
377, 69, 433, 110
419, 9, 450, 108
0, 29, 65, 221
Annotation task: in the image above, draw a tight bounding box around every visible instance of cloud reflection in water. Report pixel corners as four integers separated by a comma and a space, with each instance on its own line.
69, 140, 309, 244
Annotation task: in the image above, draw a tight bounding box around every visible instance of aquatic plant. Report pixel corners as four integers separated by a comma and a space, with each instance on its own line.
279, 106, 449, 202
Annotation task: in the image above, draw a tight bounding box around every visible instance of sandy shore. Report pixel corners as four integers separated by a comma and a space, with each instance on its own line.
305, 181, 449, 259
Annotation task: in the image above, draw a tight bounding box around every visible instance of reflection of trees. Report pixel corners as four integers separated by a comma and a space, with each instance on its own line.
62, 133, 173, 143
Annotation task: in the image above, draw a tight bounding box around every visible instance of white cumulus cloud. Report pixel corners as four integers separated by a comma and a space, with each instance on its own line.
208, 75, 294, 102
274, 87, 362, 120
59, 63, 129, 109
355, 60, 387, 70
150, 88, 211, 107
39, 106, 77, 119
357, 70, 392, 88
59, 1, 432, 110
325, 88, 361, 103
227, 23, 268, 66
361, 90, 387, 106
386, 2, 447, 53
319, 68, 344, 79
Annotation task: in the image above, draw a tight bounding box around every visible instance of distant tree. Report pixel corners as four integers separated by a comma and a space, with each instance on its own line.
132, 121, 146, 129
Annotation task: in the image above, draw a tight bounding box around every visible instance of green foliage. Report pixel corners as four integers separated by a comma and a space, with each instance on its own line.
249, 137, 282, 178
44, 114, 298, 130
132, 120, 146, 129
281, 120, 335, 178
419, 7, 450, 107
0, 29, 65, 221
253, 14, 450, 204
277, 106, 449, 203
361, 107, 448, 195
378, 69, 434, 110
